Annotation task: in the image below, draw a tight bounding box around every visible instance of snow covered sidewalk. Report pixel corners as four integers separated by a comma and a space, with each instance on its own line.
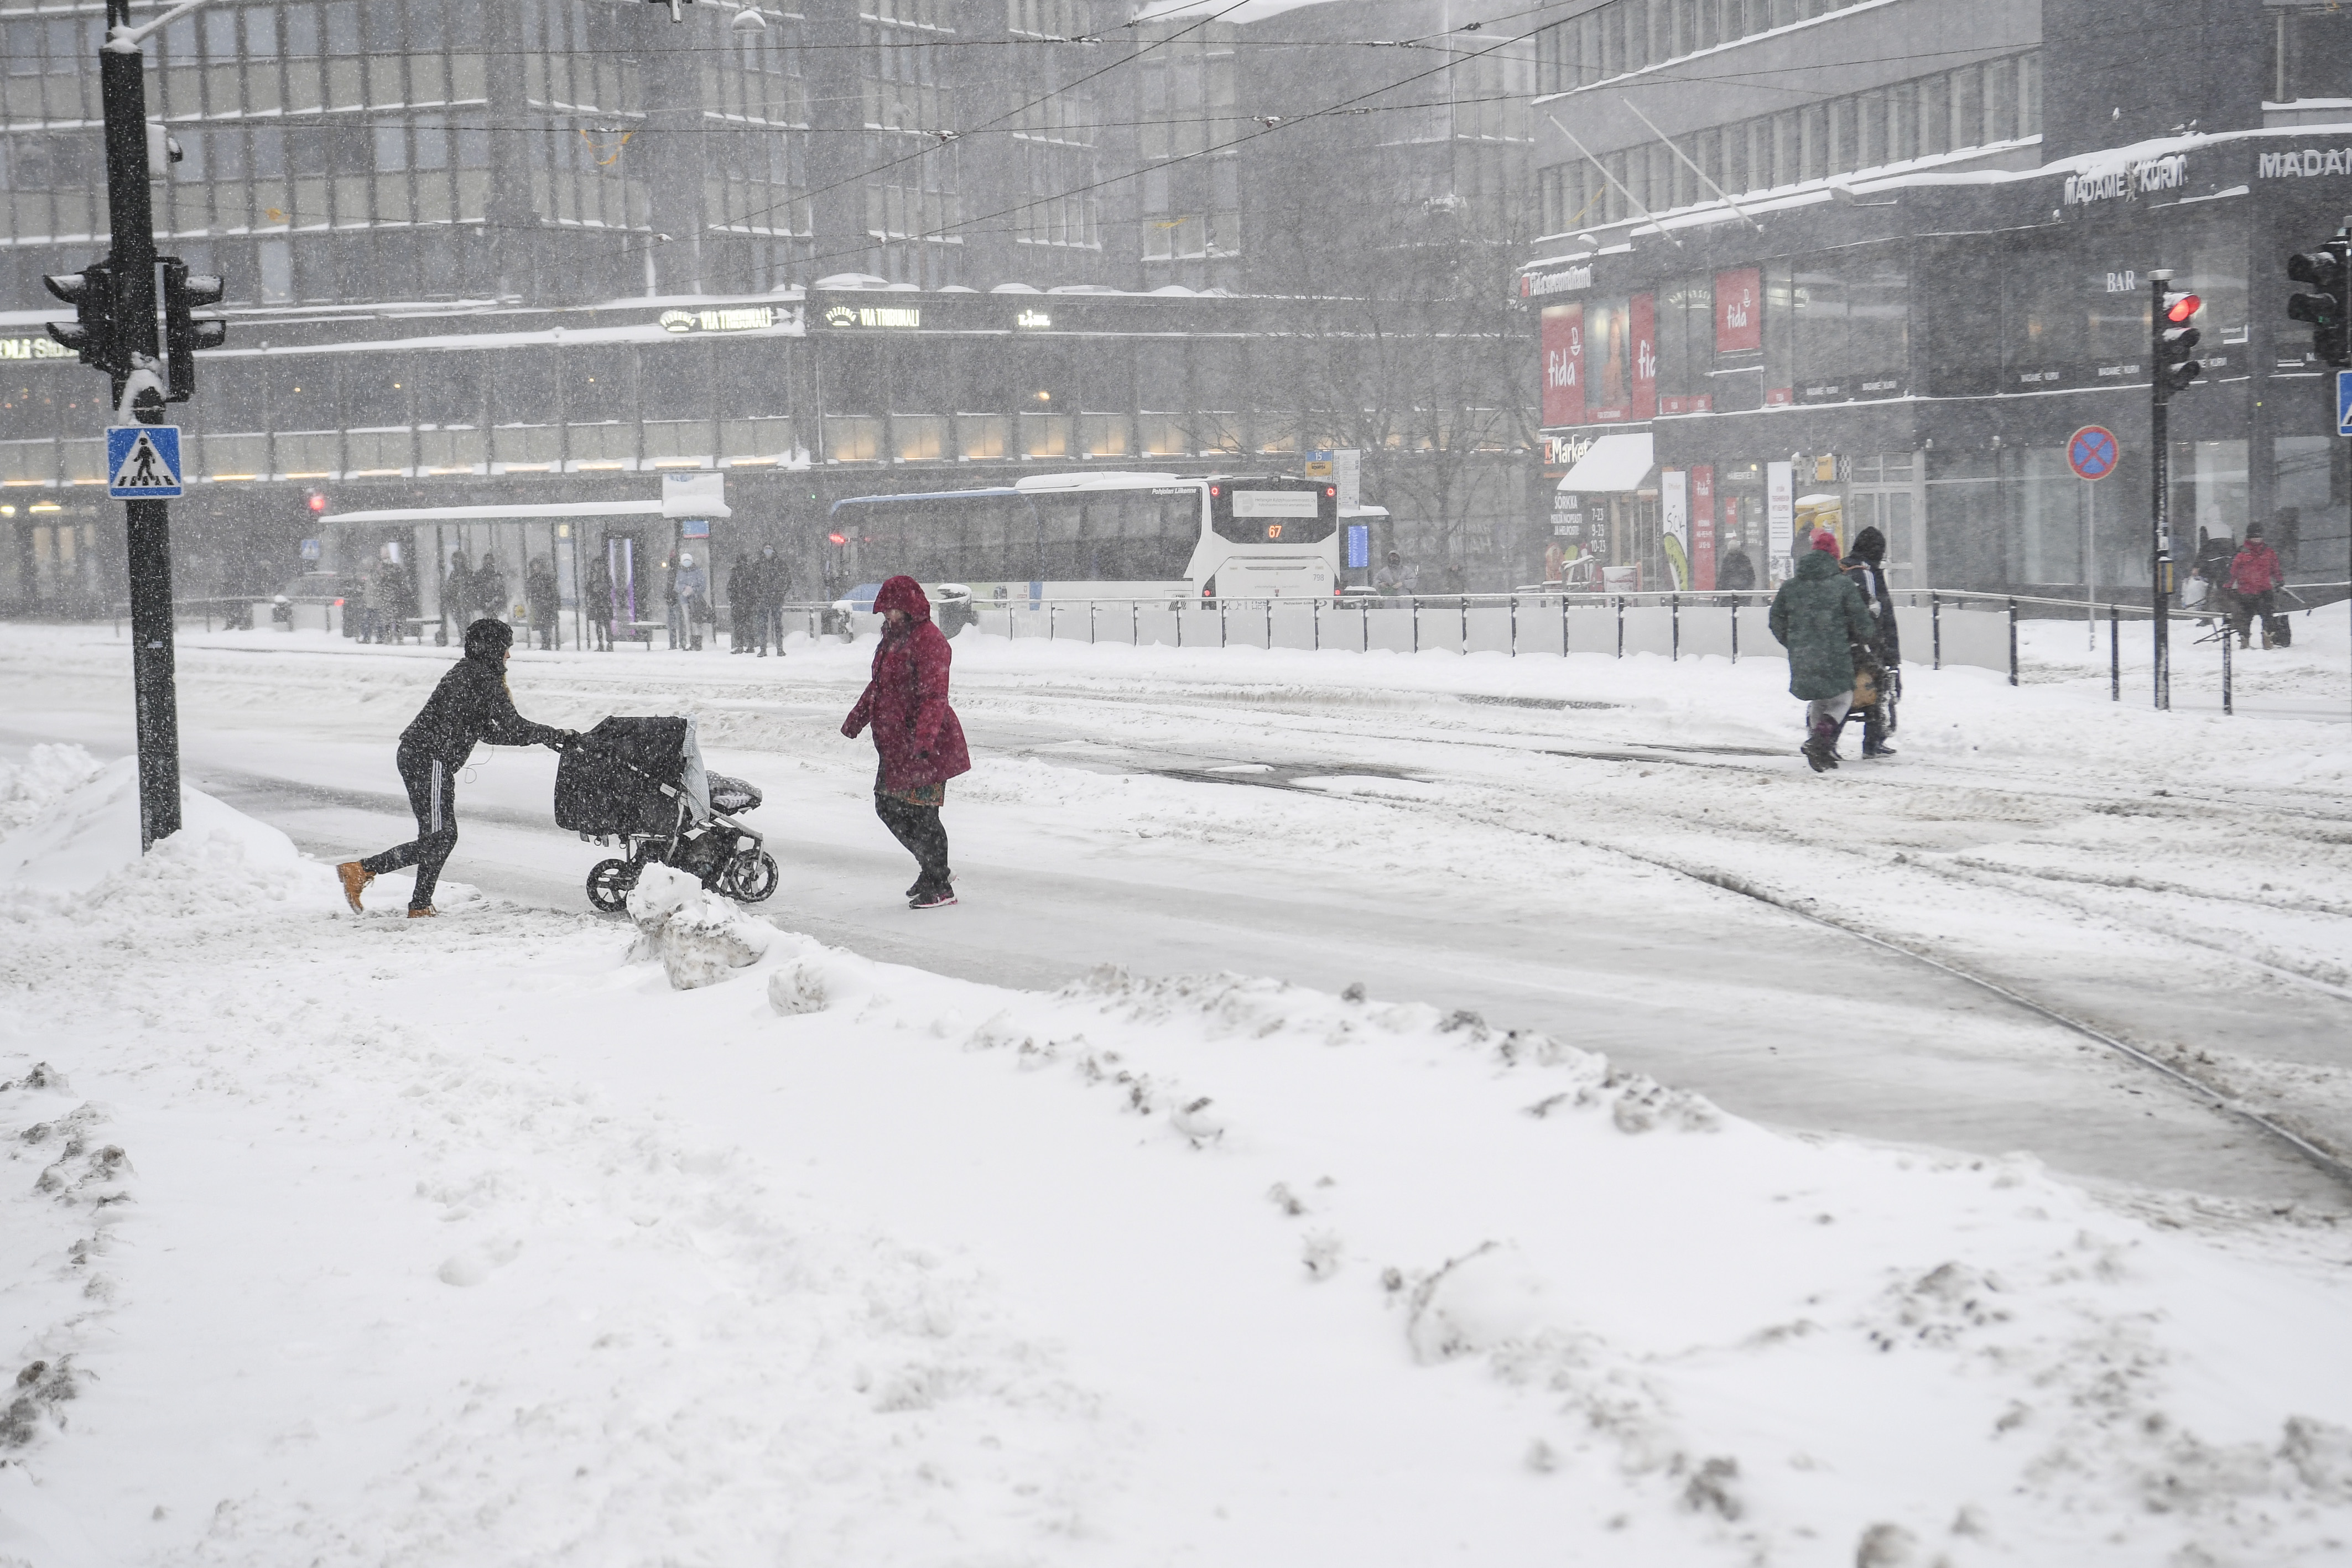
4, 746, 2352, 1566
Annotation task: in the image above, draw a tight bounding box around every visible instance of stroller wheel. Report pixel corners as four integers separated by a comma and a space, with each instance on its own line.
723, 850, 780, 904
586, 857, 639, 915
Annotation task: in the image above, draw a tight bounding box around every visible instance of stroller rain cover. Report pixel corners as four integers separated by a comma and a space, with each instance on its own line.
554, 716, 714, 836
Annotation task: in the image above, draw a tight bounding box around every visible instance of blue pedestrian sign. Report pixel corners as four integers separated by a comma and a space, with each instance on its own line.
2337, 371, 2352, 436
106, 425, 183, 499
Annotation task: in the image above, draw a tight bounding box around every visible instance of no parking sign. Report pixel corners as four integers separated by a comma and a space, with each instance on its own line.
2067, 425, 2119, 482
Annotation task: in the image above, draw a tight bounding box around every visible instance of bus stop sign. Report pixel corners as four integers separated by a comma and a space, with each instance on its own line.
2067, 425, 2119, 481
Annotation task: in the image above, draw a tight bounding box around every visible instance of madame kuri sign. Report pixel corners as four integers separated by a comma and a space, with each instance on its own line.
2063, 153, 2188, 207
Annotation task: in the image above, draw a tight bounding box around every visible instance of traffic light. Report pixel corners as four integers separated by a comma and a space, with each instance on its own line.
2154, 283, 2202, 402
306, 489, 329, 515
2287, 238, 2351, 368
160, 257, 227, 403
42, 261, 129, 381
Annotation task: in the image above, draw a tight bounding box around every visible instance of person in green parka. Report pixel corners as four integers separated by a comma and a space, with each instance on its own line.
1768, 530, 1879, 772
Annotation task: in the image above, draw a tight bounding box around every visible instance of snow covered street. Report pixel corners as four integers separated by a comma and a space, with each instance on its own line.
3, 617, 2351, 1565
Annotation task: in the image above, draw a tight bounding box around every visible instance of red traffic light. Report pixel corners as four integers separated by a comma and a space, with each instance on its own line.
826, 531, 846, 545
1324, 485, 1336, 496
2166, 293, 2202, 324
305, 491, 327, 513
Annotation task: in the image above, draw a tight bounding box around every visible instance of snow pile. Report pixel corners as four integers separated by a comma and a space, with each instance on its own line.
0, 755, 339, 921
623, 864, 777, 987
0, 744, 103, 834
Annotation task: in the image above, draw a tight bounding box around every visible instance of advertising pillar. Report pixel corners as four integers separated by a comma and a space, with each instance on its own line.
1767, 460, 1795, 582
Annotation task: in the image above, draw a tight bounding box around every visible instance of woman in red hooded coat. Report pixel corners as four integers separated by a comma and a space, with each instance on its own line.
842, 575, 971, 907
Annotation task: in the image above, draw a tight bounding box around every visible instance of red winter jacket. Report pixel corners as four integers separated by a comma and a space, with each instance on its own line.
2229, 540, 2283, 597
842, 575, 971, 792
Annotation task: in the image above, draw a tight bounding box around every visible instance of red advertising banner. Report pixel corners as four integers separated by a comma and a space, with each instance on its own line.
1581, 295, 1655, 424
1541, 303, 1584, 429
1690, 465, 1716, 591
1714, 267, 1761, 353
1631, 293, 1657, 422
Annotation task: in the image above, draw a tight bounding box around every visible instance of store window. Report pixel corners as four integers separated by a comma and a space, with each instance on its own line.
2271, 436, 2343, 574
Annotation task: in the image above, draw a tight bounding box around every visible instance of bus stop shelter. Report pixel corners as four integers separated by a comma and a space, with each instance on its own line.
324, 478, 727, 647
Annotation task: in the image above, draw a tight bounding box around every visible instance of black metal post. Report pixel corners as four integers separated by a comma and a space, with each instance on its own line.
103, 2, 179, 848
2007, 597, 2018, 687
2150, 270, 2173, 712
2109, 603, 2120, 701
2221, 626, 2233, 716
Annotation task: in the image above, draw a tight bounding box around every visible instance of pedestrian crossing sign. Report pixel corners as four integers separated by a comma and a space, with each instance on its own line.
107, 425, 183, 499
2338, 371, 2352, 437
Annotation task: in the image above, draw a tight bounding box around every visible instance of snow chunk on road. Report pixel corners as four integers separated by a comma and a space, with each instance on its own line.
624, 863, 777, 987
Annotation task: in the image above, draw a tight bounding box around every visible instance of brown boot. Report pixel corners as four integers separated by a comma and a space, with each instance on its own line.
336, 861, 373, 913
407, 906, 437, 919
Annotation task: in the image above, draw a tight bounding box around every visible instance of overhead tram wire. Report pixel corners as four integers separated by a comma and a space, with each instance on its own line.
512, 0, 1265, 293
709, 3, 1605, 282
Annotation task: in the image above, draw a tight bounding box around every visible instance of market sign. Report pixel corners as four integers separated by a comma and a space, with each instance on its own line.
658, 306, 779, 334
2063, 153, 2187, 207
1, 336, 76, 361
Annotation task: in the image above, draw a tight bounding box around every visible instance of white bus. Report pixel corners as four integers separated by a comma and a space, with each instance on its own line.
826, 471, 1344, 605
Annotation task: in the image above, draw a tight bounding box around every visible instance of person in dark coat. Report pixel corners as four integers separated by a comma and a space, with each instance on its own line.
337, 618, 575, 917
584, 545, 613, 652
1768, 532, 1877, 772
474, 551, 509, 627
841, 575, 971, 908
726, 554, 758, 654
525, 556, 560, 651
439, 550, 474, 645
756, 543, 790, 657
1715, 548, 1756, 600
1839, 525, 1901, 758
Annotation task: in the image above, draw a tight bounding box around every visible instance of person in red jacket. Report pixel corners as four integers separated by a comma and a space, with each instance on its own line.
2228, 521, 2286, 649
842, 575, 971, 908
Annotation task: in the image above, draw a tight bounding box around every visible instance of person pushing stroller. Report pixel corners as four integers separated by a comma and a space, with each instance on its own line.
337, 619, 577, 916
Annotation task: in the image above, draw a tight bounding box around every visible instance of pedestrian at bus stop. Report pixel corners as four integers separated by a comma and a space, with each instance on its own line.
525, 556, 561, 652
726, 553, 759, 654
584, 545, 613, 652
336, 618, 576, 918
439, 550, 473, 645
1768, 530, 1877, 773
2229, 521, 2287, 649
757, 543, 790, 657
841, 576, 970, 909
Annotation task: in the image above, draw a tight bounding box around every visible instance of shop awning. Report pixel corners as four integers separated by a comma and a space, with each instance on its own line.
1554, 432, 1654, 497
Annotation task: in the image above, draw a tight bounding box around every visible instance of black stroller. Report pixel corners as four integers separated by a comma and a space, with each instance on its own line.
554, 716, 779, 914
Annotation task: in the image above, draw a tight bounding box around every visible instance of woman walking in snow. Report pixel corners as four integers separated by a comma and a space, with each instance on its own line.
841, 575, 969, 909
1767, 530, 1877, 773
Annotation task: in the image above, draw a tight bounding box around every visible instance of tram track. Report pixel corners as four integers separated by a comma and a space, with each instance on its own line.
1142, 747, 2352, 1195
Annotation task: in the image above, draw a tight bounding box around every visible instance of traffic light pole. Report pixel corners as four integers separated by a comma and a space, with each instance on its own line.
100, 0, 181, 847
2148, 271, 2173, 712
